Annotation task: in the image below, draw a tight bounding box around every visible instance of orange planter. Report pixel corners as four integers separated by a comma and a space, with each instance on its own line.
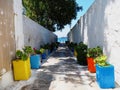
87, 57, 96, 73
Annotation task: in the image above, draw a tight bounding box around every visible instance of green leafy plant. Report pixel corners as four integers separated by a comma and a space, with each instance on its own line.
95, 55, 110, 66
21, 53, 28, 61
43, 44, 50, 49
16, 50, 23, 59
67, 42, 77, 52
75, 42, 88, 65
16, 50, 28, 61
40, 48, 45, 54
94, 46, 103, 58
87, 48, 94, 58
23, 46, 34, 55
87, 46, 103, 58
33, 48, 41, 54
50, 42, 59, 51
15, 46, 33, 61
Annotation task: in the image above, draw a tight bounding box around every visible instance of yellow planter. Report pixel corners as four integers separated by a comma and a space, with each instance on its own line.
74, 50, 77, 57
12, 58, 31, 80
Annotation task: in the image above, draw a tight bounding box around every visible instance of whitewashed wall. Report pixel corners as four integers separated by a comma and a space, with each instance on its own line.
68, 20, 81, 44
14, 0, 24, 50
23, 16, 57, 49
0, 0, 57, 89
68, 0, 120, 85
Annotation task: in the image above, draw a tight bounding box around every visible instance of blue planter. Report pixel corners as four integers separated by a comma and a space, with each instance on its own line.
96, 64, 115, 89
71, 48, 74, 52
30, 55, 41, 69
41, 53, 47, 59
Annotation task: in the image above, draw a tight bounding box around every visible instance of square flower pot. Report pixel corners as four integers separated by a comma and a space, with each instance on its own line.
96, 64, 115, 89
41, 52, 47, 59
87, 57, 96, 73
74, 50, 77, 57
12, 58, 31, 80
48, 49, 51, 55
30, 54, 41, 69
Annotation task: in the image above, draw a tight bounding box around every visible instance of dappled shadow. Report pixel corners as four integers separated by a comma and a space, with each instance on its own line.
50, 47, 73, 58
21, 45, 96, 90
60, 57, 77, 63
39, 57, 96, 87
40, 57, 78, 73
64, 72, 95, 86
21, 71, 53, 90
40, 64, 61, 73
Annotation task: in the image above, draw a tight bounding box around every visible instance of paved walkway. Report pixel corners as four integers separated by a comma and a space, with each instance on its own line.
5, 44, 120, 90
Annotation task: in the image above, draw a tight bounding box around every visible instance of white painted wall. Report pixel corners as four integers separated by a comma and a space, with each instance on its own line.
0, 0, 57, 89
14, 0, 24, 50
68, 0, 120, 85
68, 20, 81, 44
23, 16, 57, 49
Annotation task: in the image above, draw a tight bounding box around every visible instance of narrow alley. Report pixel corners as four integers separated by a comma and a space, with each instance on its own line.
4, 44, 119, 90
1, 1, 120, 90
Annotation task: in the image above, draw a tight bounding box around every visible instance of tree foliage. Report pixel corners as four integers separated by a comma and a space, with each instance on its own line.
22, 0, 82, 32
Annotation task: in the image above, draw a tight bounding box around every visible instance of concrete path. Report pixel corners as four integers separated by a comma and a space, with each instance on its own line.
5, 44, 120, 90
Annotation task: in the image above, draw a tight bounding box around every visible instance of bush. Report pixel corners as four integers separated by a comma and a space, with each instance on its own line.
23, 46, 34, 55
16, 46, 33, 61
40, 48, 45, 54
95, 55, 109, 66
87, 46, 103, 58
75, 42, 88, 65
67, 42, 77, 51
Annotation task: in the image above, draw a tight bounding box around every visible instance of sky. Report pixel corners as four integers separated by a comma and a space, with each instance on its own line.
54, 0, 95, 38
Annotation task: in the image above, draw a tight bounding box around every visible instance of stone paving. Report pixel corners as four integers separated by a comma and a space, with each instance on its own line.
5, 44, 120, 90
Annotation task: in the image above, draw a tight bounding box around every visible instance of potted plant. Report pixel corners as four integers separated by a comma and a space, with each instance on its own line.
12, 46, 32, 80
75, 42, 88, 65
23, 46, 33, 56
43, 43, 52, 56
87, 48, 96, 73
30, 48, 41, 69
74, 48, 77, 57
69, 42, 75, 52
67, 42, 77, 52
87, 46, 103, 73
95, 55, 115, 89
40, 48, 47, 60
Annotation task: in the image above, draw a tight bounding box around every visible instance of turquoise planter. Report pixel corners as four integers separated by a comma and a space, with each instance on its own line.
96, 64, 115, 89
30, 55, 41, 69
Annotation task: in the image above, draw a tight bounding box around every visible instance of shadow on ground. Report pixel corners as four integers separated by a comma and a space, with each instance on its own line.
21, 71, 54, 90
40, 57, 96, 86
21, 45, 96, 90
50, 47, 73, 58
